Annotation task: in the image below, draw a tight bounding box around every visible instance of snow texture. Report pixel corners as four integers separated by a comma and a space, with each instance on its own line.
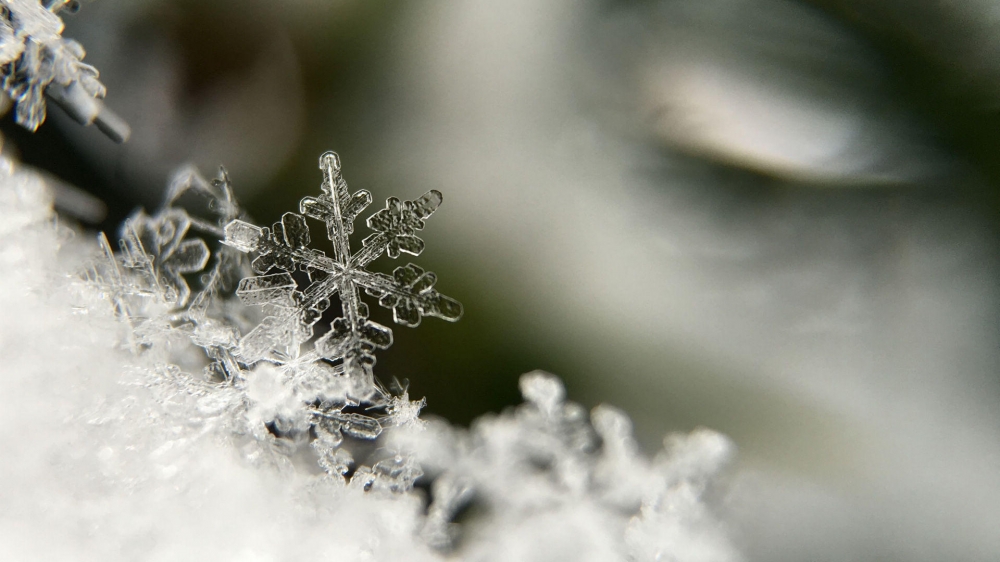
0, 152, 740, 561
0, 0, 128, 141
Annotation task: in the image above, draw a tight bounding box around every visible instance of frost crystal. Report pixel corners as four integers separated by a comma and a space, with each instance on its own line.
0, 0, 129, 141
224, 151, 462, 399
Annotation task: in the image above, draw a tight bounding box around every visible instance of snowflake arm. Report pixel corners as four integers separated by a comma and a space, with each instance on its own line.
361, 265, 463, 327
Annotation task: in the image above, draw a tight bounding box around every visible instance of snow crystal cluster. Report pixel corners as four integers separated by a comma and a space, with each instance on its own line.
0, 0, 128, 141
0, 149, 741, 561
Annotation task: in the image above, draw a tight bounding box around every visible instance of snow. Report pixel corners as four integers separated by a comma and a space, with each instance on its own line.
0, 151, 740, 561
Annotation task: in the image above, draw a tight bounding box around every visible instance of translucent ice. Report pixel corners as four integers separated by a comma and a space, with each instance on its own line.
224, 151, 463, 398
223, 220, 263, 253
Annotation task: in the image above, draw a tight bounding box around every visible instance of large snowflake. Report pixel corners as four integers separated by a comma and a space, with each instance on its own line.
224, 151, 462, 397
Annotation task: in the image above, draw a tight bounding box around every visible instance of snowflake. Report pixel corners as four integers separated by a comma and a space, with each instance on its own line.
0, 0, 128, 141
224, 151, 462, 399
87, 165, 248, 367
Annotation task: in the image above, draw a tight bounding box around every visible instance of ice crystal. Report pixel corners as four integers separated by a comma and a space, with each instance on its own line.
87, 165, 248, 368
0, 0, 128, 141
224, 151, 462, 399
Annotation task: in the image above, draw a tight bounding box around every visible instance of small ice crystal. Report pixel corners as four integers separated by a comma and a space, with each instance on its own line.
371, 454, 424, 494
223, 220, 263, 253
0, 0, 129, 141
314, 445, 353, 481
224, 151, 463, 399
316, 410, 384, 441
386, 391, 427, 428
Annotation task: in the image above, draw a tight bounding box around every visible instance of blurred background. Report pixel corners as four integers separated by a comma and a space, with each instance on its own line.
4, 0, 1000, 560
